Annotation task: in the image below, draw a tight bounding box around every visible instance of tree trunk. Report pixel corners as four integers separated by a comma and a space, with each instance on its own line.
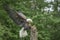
30, 25, 38, 40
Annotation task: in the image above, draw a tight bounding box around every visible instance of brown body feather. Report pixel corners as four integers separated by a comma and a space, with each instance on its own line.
3, 2, 30, 30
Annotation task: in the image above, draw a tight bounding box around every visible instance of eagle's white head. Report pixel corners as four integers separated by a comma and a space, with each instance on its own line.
26, 18, 33, 23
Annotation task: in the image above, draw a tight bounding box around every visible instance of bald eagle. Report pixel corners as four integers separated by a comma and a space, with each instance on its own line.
3, 2, 32, 37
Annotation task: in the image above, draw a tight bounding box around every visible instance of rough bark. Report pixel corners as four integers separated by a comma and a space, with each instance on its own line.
30, 25, 38, 40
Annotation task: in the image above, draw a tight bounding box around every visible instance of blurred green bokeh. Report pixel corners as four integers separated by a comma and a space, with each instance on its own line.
0, 0, 60, 40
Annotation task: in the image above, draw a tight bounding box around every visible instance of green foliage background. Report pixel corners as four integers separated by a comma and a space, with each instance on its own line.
0, 0, 60, 40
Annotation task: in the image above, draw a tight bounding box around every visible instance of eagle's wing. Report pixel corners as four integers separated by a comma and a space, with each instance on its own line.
3, 2, 27, 25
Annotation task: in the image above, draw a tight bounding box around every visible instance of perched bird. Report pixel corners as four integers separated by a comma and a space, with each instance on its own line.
3, 2, 33, 37
18, 12, 32, 37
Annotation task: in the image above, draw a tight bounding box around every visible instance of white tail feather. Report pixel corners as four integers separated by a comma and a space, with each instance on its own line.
19, 27, 28, 37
